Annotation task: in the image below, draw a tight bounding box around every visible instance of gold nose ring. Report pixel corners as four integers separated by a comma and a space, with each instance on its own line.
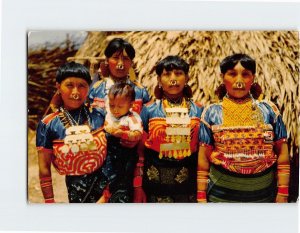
117, 64, 124, 69
72, 94, 79, 100
236, 82, 244, 88
170, 80, 177, 85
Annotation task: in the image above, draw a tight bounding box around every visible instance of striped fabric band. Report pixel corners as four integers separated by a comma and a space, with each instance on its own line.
208, 165, 276, 203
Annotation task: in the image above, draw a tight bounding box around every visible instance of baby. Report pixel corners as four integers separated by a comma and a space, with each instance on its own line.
103, 83, 143, 202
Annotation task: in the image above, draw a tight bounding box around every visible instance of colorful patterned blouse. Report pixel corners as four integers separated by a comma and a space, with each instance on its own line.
200, 97, 287, 174
36, 107, 107, 176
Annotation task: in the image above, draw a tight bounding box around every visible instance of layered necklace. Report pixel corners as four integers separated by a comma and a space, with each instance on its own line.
59, 106, 97, 154
160, 96, 191, 159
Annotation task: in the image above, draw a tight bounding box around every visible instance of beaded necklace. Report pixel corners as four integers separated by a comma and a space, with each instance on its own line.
59, 106, 96, 154
222, 96, 264, 127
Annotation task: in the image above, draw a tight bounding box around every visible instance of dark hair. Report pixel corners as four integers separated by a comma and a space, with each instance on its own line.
104, 38, 135, 60
154, 55, 192, 99
108, 83, 135, 102
156, 55, 189, 76
216, 53, 262, 100
220, 53, 256, 75
56, 61, 91, 84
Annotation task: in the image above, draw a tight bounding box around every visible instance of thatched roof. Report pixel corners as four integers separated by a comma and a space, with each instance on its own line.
76, 31, 299, 155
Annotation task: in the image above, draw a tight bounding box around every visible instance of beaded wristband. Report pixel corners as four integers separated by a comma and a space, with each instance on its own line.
197, 191, 207, 203
278, 186, 289, 197
277, 164, 290, 176
197, 170, 209, 185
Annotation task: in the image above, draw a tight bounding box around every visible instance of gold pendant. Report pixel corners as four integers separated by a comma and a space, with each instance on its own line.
60, 144, 69, 154
71, 144, 79, 153
80, 142, 88, 151
88, 141, 97, 151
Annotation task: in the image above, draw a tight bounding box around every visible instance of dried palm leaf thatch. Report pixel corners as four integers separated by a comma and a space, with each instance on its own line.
76, 31, 299, 157
28, 47, 78, 129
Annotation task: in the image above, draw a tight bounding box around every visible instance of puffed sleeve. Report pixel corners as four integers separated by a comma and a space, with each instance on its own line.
91, 107, 105, 130
199, 105, 215, 146
141, 88, 150, 104
36, 120, 53, 151
88, 86, 96, 103
140, 105, 149, 133
260, 101, 287, 142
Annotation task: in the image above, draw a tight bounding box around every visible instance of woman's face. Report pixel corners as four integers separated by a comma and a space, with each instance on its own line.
56, 77, 89, 110
159, 69, 188, 98
223, 62, 255, 99
108, 49, 132, 79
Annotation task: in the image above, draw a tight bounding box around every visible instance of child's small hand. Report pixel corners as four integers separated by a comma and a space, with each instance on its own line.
104, 125, 117, 134
113, 129, 124, 138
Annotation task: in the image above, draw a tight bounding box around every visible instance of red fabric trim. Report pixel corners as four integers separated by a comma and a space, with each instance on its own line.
197, 191, 207, 200
42, 112, 60, 125
45, 198, 55, 203
278, 187, 289, 196
92, 98, 105, 108
36, 147, 53, 153
199, 143, 213, 150
194, 101, 203, 108
274, 138, 287, 146
40, 176, 52, 182
121, 132, 129, 140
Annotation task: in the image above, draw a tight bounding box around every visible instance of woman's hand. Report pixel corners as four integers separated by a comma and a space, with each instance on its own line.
133, 187, 147, 203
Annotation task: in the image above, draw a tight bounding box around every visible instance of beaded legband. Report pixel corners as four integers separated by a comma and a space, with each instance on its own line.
133, 176, 143, 188
133, 159, 144, 188
40, 176, 55, 203
277, 186, 289, 197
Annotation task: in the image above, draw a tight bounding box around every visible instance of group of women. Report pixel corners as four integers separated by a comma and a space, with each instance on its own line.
36, 37, 290, 203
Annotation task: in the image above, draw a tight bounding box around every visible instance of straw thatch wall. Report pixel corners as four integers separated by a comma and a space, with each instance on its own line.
77, 31, 299, 156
